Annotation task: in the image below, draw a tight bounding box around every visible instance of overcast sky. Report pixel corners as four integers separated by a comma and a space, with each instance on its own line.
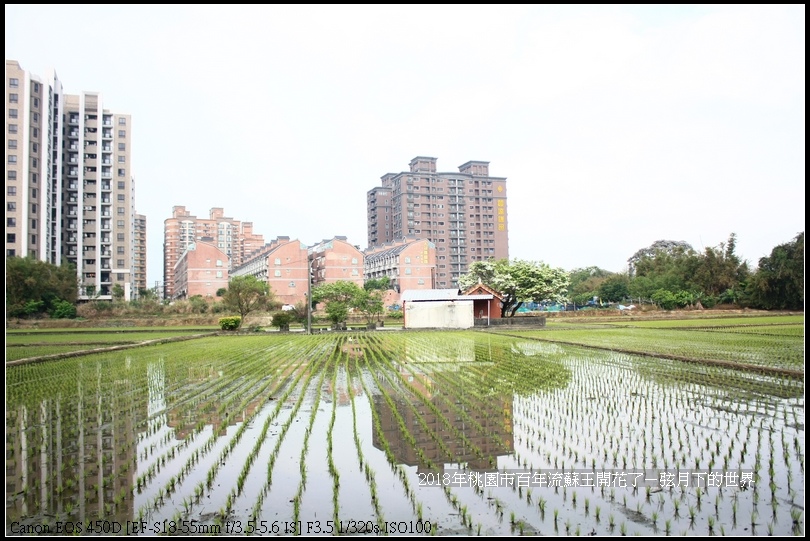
6, 5, 805, 287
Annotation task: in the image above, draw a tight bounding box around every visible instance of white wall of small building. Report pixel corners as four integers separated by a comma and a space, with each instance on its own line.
404, 301, 474, 329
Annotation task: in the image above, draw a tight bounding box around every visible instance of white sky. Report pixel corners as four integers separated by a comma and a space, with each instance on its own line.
6, 5, 805, 287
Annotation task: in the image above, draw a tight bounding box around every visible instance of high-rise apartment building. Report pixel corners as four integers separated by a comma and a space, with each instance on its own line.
5, 60, 139, 300
133, 213, 147, 296
163, 206, 265, 299
366, 156, 509, 289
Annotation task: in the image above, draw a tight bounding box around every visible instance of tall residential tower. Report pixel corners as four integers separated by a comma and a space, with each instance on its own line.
5, 59, 139, 300
366, 156, 508, 289
163, 206, 265, 300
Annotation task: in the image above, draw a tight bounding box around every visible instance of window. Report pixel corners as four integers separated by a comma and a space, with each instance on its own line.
118, 117, 126, 125
118, 130, 126, 137
117, 207, 125, 215
8, 187, 16, 196
31, 173, 37, 183
274, 270, 282, 277
8, 140, 16, 149
117, 273, 125, 281
9, 78, 19, 87
117, 194, 126, 201
8, 109, 17, 119
31, 219, 36, 228
8, 124, 17, 134
117, 259, 125, 267
31, 188, 37, 198
33, 82, 39, 92
8, 171, 16, 181
274, 258, 281, 265
7, 234, 16, 243
7, 202, 15, 211
30, 235, 36, 244
216, 259, 223, 267
117, 220, 125, 228
118, 156, 126, 163
118, 168, 126, 177
117, 246, 125, 254
32, 112, 38, 123
118, 143, 126, 151
30, 203, 37, 213
8, 155, 17, 164
7, 218, 16, 227
7, 249, 15, 256
9, 93, 18, 103
351, 257, 358, 264
216, 270, 223, 278
117, 233, 125, 241
405, 268, 412, 275
117, 181, 126, 189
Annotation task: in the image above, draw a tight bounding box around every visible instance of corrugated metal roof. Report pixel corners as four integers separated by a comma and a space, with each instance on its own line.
401, 289, 493, 301
401, 289, 459, 301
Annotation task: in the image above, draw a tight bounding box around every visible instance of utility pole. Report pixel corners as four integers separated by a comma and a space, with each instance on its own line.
306, 255, 312, 335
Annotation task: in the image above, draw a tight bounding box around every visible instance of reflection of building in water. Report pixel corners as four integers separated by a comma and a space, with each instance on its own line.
6, 358, 147, 526
164, 362, 306, 440
372, 372, 513, 471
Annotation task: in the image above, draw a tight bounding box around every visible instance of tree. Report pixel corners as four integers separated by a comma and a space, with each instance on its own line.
6, 256, 78, 318
567, 266, 614, 306
311, 280, 364, 327
746, 232, 804, 310
458, 259, 570, 317
691, 233, 750, 297
353, 288, 385, 326
112, 283, 125, 301
221, 275, 274, 327
627, 240, 695, 277
598, 274, 630, 303
364, 276, 391, 291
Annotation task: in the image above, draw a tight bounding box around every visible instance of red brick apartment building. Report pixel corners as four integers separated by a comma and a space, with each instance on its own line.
309, 236, 365, 289
231, 236, 363, 307
163, 206, 264, 299
366, 156, 509, 289
172, 240, 229, 300
363, 237, 437, 293
229, 236, 310, 306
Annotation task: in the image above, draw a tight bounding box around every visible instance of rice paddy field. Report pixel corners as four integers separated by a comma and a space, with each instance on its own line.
5, 314, 804, 536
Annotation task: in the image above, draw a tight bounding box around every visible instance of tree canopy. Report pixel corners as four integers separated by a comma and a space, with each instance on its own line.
746, 231, 804, 310
311, 280, 364, 326
458, 259, 570, 317
6, 257, 78, 318
221, 275, 275, 327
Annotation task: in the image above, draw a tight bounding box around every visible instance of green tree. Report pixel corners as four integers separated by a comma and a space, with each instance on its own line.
746, 232, 804, 310
221, 275, 274, 328
364, 276, 391, 291
691, 233, 750, 297
353, 288, 385, 325
138, 287, 158, 302
6, 256, 78, 318
567, 267, 614, 306
458, 259, 570, 317
598, 274, 631, 303
312, 280, 364, 326
112, 283, 125, 301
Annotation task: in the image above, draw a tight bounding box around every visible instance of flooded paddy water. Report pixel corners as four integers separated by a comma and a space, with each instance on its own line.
6, 327, 804, 535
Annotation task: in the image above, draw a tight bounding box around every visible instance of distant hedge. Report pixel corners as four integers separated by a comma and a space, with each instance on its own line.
219, 316, 242, 331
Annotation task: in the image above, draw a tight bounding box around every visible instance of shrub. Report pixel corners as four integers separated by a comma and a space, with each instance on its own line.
219, 316, 241, 331
271, 311, 293, 330
51, 300, 77, 319
388, 309, 404, 320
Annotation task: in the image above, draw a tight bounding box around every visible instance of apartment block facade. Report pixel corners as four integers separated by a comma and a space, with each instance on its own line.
232, 236, 364, 307
133, 213, 147, 295
172, 240, 229, 300
229, 236, 309, 306
163, 206, 265, 299
5, 60, 139, 300
367, 156, 508, 289
363, 237, 437, 293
